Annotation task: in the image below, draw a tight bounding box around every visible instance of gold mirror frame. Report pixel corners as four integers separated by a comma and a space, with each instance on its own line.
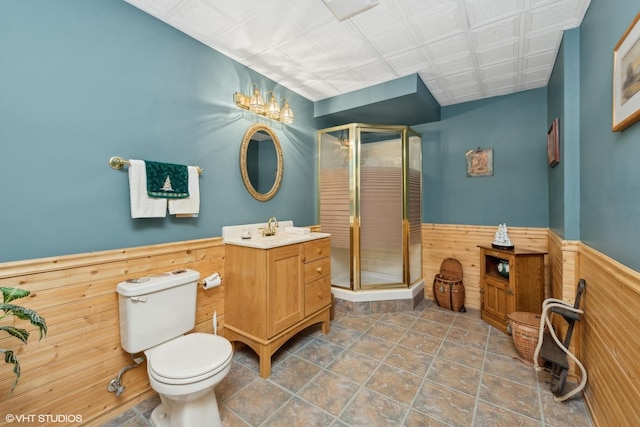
240, 123, 284, 201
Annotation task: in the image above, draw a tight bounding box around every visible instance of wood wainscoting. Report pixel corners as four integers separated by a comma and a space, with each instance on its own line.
548, 231, 582, 382
579, 243, 640, 426
422, 223, 549, 311
0, 238, 225, 426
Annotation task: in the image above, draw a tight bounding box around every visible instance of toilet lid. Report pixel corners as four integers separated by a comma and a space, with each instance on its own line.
148, 333, 232, 381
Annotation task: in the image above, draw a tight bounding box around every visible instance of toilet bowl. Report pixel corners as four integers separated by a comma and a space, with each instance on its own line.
116, 269, 233, 427
145, 333, 233, 427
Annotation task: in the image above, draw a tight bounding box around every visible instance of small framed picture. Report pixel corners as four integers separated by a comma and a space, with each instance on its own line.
465, 147, 493, 177
613, 12, 640, 132
547, 118, 559, 168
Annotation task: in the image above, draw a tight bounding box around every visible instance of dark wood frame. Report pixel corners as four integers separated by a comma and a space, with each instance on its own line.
547, 118, 559, 168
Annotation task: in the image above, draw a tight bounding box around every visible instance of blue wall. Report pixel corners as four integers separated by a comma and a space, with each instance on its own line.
0, 1, 316, 262
417, 88, 549, 227
4, 0, 639, 273
579, 0, 640, 271
547, 29, 581, 240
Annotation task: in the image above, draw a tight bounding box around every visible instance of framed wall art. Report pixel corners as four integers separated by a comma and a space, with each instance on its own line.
547, 118, 559, 168
465, 147, 493, 177
613, 12, 640, 132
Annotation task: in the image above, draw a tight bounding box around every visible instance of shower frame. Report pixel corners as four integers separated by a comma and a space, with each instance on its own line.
317, 123, 422, 292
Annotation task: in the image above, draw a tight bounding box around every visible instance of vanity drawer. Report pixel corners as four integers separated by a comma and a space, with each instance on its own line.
305, 276, 331, 315
304, 238, 330, 263
304, 257, 330, 283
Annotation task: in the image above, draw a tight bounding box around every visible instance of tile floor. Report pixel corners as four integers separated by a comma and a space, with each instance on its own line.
102, 300, 593, 427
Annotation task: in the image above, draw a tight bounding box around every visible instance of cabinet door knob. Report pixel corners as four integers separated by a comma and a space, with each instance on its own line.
316, 266, 322, 273
316, 247, 323, 254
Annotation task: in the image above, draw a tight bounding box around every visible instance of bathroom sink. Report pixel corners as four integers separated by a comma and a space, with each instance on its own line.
222, 220, 329, 249
224, 232, 329, 249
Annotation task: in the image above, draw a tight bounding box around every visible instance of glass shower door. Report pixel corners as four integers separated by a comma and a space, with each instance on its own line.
358, 129, 404, 289
318, 128, 352, 289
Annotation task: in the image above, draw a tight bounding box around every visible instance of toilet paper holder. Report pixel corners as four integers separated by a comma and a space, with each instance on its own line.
199, 272, 222, 289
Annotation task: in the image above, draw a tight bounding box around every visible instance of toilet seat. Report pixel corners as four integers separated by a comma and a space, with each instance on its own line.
147, 333, 232, 385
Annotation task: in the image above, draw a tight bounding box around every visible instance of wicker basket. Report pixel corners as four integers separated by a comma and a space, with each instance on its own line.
508, 311, 544, 366
433, 258, 465, 312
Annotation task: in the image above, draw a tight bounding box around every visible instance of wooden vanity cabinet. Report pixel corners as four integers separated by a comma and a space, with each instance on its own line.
479, 245, 546, 334
224, 237, 332, 377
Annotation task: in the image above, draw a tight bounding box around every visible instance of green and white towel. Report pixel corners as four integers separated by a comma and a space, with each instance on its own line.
145, 160, 189, 199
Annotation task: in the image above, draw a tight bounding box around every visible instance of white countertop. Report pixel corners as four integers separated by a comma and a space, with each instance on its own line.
224, 231, 330, 249
222, 220, 329, 249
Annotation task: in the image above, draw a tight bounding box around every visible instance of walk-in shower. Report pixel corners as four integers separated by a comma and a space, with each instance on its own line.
318, 124, 423, 310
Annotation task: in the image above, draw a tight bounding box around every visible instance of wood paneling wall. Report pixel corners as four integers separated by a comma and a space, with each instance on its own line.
547, 231, 582, 381
422, 224, 548, 310
0, 238, 225, 426
579, 243, 640, 426
2, 224, 638, 426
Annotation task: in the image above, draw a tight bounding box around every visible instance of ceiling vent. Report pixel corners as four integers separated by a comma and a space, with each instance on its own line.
322, 0, 380, 21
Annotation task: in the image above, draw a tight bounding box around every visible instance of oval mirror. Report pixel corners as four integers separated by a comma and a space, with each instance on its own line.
240, 123, 283, 201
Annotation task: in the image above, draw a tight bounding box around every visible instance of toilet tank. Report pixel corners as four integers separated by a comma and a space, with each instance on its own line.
116, 268, 200, 354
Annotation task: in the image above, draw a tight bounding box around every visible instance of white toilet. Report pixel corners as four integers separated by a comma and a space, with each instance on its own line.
116, 268, 232, 427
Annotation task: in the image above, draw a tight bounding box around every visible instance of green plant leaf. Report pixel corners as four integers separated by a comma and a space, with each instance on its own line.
0, 304, 47, 339
0, 326, 29, 344
1, 349, 20, 392
1, 287, 30, 304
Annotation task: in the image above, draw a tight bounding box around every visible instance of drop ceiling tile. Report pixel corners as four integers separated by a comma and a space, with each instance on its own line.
449, 83, 481, 98
484, 74, 518, 91
423, 34, 470, 62
351, 0, 405, 35
525, 0, 585, 33
480, 60, 518, 80
472, 15, 521, 49
411, 6, 467, 45
352, 61, 397, 83
397, 0, 458, 22
201, 28, 270, 63
476, 41, 520, 67
465, 0, 524, 28
301, 79, 342, 100
202, 0, 268, 22
169, 0, 235, 39
385, 49, 432, 76
521, 80, 547, 91
125, 0, 592, 105
444, 93, 482, 105
486, 85, 518, 97
523, 49, 557, 69
441, 70, 478, 89
331, 40, 381, 70
523, 30, 562, 55
277, 35, 325, 65
124, 0, 184, 17
423, 77, 446, 93
433, 53, 475, 76
522, 66, 551, 83
368, 27, 419, 57
306, 20, 361, 51
325, 70, 368, 93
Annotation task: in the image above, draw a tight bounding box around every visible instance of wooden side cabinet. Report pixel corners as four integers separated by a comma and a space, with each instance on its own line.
225, 237, 332, 377
479, 245, 546, 334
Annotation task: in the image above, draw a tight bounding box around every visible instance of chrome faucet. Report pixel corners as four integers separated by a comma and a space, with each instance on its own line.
263, 217, 278, 236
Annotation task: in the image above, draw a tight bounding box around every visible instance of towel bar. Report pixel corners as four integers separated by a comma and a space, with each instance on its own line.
109, 156, 203, 175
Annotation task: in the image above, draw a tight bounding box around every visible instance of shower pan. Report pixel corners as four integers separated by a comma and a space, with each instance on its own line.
318, 124, 423, 310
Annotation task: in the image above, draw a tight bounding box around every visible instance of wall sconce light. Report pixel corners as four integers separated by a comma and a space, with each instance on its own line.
234, 85, 294, 124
